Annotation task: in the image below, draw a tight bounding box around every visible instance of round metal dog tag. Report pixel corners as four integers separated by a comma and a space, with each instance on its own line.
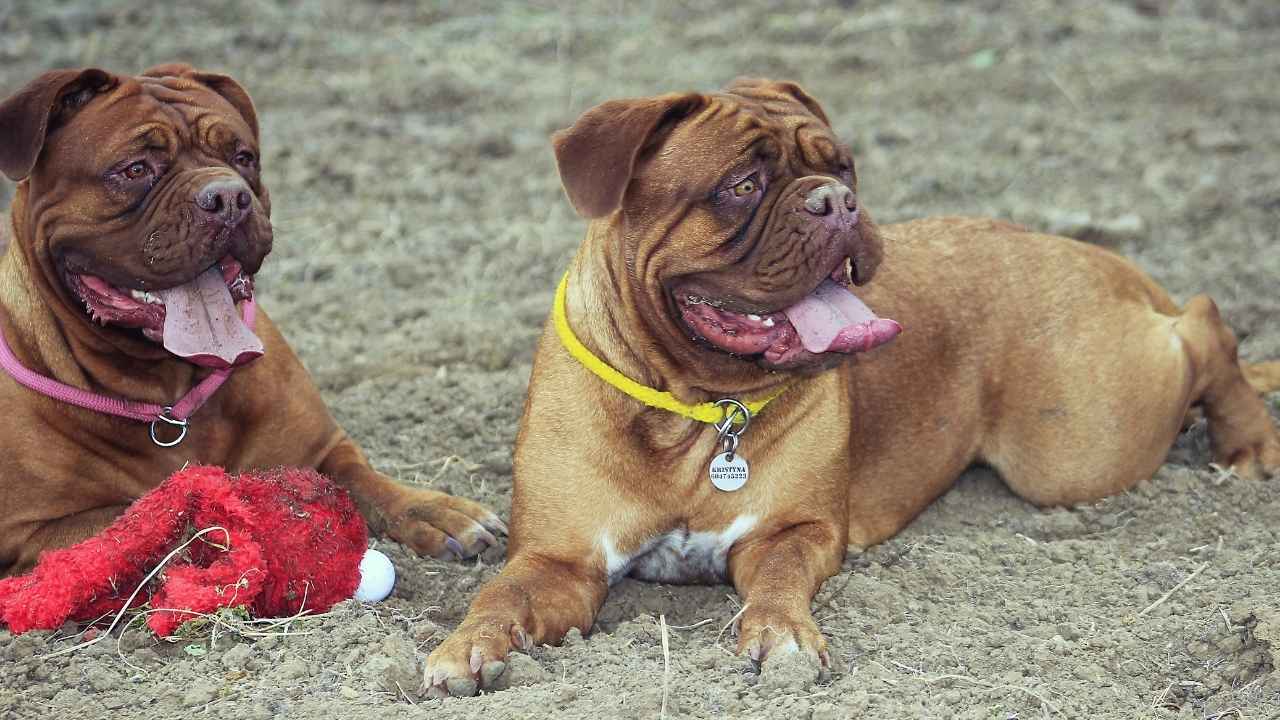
709, 452, 749, 492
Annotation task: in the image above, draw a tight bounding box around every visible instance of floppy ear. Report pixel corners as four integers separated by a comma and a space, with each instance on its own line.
724, 77, 832, 127
143, 63, 260, 143
551, 92, 705, 219
0, 68, 116, 181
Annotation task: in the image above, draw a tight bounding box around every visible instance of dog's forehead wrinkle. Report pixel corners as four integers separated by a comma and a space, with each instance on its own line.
699, 97, 739, 121
109, 125, 177, 163
718, 89, 814, 123
655, 131, 766, 192
794, 126, 833, 172
79, 96, 191, 165
135, 125, 169, 148
112, 80, 249, 155
760, 99, 809, 118
193, 112, 243, 153
140, 77, 200, 105
678, 98, 833, 182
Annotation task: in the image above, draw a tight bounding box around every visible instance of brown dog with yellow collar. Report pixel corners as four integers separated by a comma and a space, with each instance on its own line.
424, 78, 1280, 694
0, 65, 504, 576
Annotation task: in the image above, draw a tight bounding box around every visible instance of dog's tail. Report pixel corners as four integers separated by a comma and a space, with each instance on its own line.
1243, 361, 1280, 394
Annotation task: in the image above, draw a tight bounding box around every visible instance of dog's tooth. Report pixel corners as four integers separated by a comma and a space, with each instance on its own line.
747, 314, 762, 321
763, 317, 775, 327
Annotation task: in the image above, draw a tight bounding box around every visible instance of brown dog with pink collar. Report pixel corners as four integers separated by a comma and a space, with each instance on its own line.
0, 65, 503, 575
424, 78, 1280, 694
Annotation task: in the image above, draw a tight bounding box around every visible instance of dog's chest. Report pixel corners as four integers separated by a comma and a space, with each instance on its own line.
601, 515, 757, 585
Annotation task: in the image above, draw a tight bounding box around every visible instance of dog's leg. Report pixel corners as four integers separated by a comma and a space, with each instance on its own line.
7, 504, 129, 576
990, 292, 1279, 507
1177, 295, 1280, 479
1243, 361, 1280, 394
727, 520, 844, 680
317, 438, 506, 559
423, 553, 607, 697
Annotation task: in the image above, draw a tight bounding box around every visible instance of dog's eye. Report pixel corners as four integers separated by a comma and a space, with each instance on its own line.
121, 161, 152, 181
732, 177, 758, 197
233, 151, 257, 168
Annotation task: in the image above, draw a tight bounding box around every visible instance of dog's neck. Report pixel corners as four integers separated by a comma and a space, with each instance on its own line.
0, 187, 206, 406
565, 223, 792, 410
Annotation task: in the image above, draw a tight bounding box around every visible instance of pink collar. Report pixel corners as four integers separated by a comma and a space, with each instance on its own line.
0, 300, 256, 447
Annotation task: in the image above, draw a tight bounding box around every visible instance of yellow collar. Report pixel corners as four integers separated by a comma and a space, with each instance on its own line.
553, 271, 789, 424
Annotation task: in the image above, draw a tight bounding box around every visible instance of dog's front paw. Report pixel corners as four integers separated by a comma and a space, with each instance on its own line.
1220, 430, 1280, 481
384, 488, 506, 560
737, 604, 829, 686
423, 617, 531, 697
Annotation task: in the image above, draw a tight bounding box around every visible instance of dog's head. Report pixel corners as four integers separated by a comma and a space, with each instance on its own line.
0, 64, 272, 368
553, 78, 899, 374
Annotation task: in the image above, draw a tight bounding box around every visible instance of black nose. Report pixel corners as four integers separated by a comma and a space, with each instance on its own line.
195, 179, 253, 227
804, 183, 857, 218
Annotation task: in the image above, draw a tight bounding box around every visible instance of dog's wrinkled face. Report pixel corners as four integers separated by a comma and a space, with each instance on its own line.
0, 64, 273, 368
554, 79, 899, 373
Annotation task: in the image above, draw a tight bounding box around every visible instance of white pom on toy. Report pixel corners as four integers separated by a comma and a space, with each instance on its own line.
354, 548, 396, 602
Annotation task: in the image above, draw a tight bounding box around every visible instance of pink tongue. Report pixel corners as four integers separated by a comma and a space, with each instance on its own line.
155, 267, 264, 368
782, 279, 901, 354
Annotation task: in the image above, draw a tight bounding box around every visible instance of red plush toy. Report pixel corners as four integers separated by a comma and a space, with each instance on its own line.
0, 465, 371, 637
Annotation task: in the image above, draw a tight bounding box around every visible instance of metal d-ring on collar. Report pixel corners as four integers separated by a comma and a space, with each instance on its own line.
713, 398, 751, 460
149, 406, 190, 448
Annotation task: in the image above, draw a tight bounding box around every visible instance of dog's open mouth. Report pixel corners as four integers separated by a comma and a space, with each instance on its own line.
64, 256, 263, 368
676, 257, 901, 367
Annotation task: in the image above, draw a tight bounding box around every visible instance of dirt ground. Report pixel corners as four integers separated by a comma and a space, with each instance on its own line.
3, 0, 1280, 717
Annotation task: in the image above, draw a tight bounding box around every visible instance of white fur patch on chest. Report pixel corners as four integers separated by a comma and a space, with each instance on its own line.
599, 515, 758, 585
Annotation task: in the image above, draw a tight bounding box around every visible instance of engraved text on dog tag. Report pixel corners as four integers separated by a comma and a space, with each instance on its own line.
709, 451, 749, 492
